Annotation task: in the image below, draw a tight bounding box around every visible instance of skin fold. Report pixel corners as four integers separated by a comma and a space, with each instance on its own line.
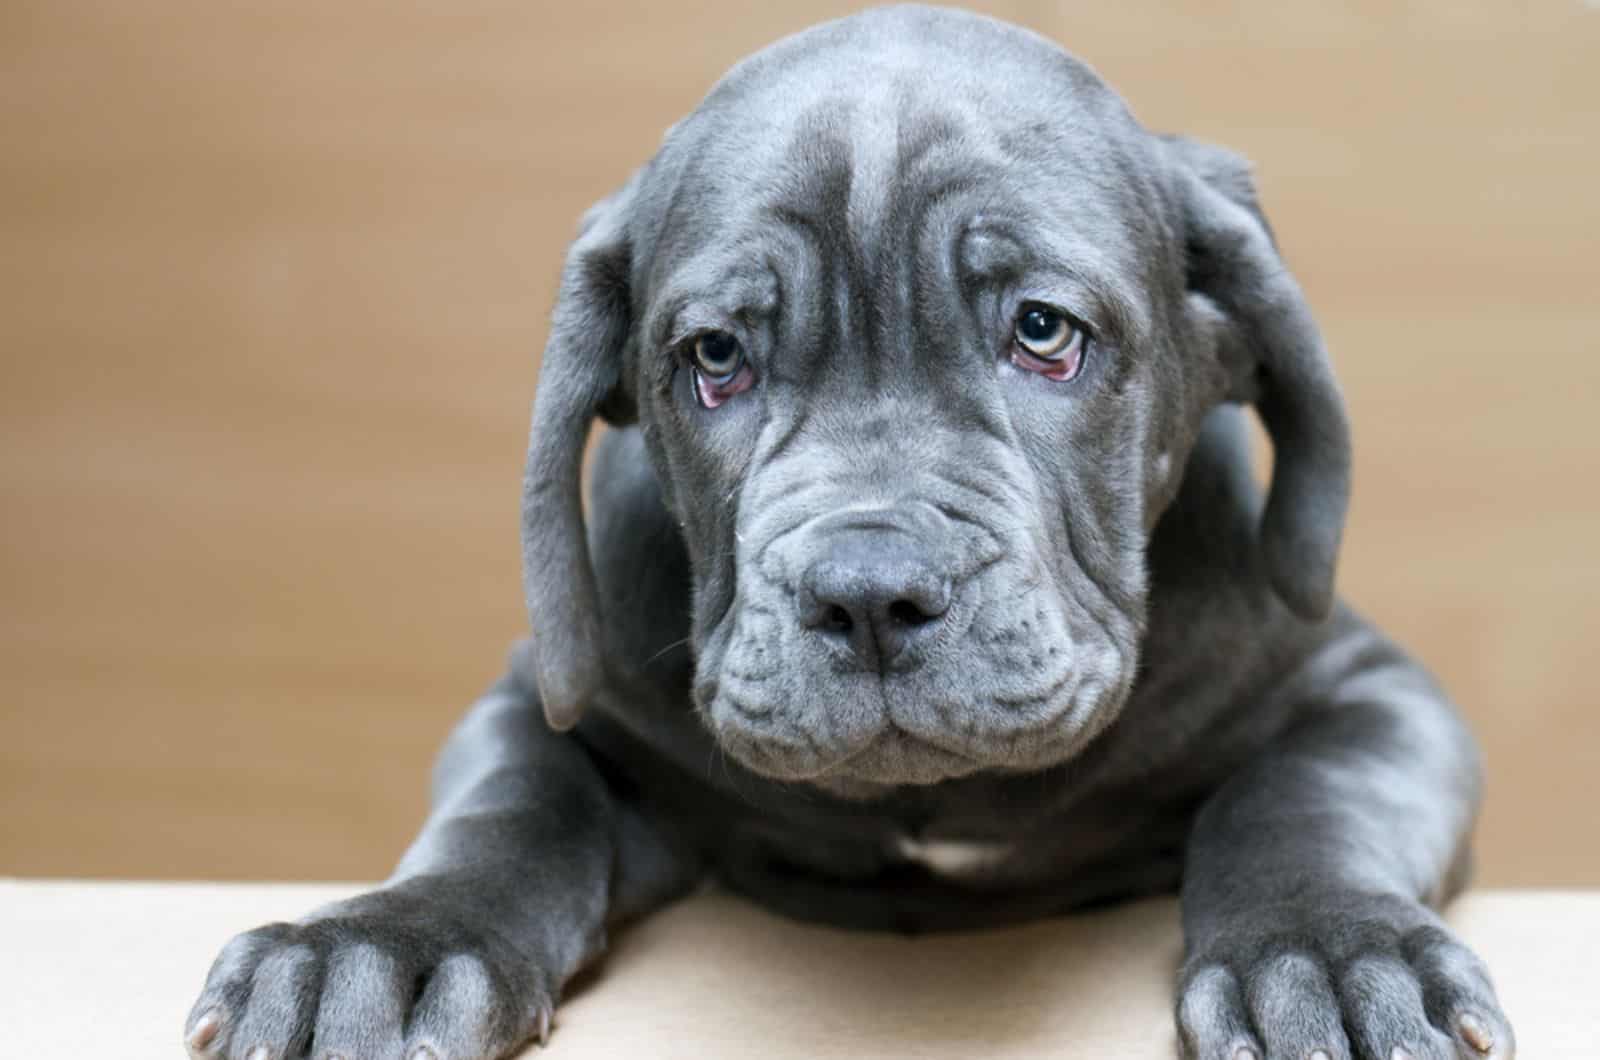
186, 8, 1513, 1060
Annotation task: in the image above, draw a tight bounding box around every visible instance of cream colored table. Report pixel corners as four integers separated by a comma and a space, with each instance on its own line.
4, 881, 1595, 1058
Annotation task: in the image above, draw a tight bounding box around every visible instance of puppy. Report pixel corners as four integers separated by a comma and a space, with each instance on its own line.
186, 8, 1512, 1060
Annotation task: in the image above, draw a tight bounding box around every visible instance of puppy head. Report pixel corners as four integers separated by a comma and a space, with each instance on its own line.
522, 7, 1349, 788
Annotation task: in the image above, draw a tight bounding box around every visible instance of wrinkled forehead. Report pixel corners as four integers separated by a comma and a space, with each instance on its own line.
633, 28, 1164, 323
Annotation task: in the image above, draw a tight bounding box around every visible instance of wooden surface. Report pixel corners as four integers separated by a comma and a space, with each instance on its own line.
2, 2, 1597, 885
5, 880, 1597, 1057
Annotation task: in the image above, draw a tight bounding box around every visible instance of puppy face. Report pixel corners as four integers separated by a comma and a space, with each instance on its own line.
639, 85, 1176, 786
521, 8, 1349, 789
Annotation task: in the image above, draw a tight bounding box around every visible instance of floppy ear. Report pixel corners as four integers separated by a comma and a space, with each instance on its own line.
1163, 135, 1352, 620
521, 179, 640, 730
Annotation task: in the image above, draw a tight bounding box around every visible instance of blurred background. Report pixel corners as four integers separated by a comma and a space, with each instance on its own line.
2, 1, 1596, 886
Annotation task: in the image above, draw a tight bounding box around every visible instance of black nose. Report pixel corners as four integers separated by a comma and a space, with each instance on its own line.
798, 530, 952, 668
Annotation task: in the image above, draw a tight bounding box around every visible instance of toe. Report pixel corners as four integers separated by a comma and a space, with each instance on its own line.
1403, 928, 1515, 1059
1338, 956, 1455, 1060
1244, 951, 1351, 1060
404, 952, 549, 1060
228, 944, 319, 1060
188, 925, 298, 1058
1177, 964, 1263, 1060
311, 944, 409, 1060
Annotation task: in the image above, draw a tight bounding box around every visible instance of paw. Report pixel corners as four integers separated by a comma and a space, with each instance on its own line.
1176, 897, 1514, 1060
184, 889, 556, 1060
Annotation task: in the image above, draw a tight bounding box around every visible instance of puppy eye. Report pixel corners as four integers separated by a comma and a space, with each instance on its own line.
1015, 305, 1079, 359
693, 331, 743, 379
689, 330, 753, 409
1011, 303, 1087, 381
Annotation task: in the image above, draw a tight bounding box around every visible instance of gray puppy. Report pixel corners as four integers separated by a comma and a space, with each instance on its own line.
186, 8, 1513, 1060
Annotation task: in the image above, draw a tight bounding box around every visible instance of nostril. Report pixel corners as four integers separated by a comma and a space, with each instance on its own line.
797, 531, 952, 665
887, 598, 938, 627
823, 604, 854, 635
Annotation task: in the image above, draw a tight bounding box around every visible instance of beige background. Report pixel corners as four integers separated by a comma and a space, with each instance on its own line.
2, 1, 1596, 887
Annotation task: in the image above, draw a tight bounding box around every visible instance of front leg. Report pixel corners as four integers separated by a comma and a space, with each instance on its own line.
1177, 639, 1514, 1060
185, 670, 701, 1060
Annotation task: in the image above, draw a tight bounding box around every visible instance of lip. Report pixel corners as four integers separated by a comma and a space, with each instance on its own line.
711, 664, 1099, 784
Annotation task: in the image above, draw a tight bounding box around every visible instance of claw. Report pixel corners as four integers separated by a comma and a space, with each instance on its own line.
537, 1007, 552, 1047
186, 1010, 222, 1052
1458, 1012, 1495, 1054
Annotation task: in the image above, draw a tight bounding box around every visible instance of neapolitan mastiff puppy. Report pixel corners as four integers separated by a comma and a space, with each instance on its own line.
186, 7, 1513, 1060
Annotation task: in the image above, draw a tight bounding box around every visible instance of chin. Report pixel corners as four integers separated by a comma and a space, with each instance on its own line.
819, 730, 989, 788
722, 728, 992, 799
